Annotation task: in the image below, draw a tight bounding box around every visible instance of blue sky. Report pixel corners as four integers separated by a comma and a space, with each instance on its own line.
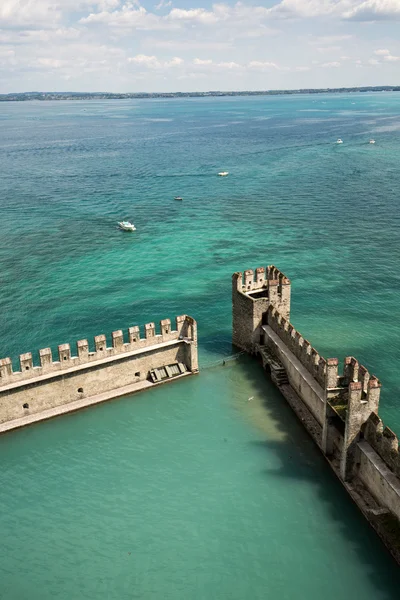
0, 0, 400, 92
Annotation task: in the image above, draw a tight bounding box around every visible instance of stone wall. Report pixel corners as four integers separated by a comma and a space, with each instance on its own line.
233, 263, 400, 563
358, 441, 400, 521
262, 324, 326, 425
266, 306, 327, 388
232, 266, 291, 352
0, 315, 198, 428
363, 412, 400, 477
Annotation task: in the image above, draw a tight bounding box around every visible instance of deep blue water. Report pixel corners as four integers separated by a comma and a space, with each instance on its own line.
1, 94, 400, 598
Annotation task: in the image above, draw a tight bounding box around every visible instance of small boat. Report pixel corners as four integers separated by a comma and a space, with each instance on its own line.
218, 171, 229, 176
118, 221, 136, 232
336, 139, 343, 144
369, 139, 376, 144
174, 196, 183, 201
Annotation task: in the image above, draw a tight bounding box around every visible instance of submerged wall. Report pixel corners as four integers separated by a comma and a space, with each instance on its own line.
233, 265, 400, 564
0, 315, 198, 430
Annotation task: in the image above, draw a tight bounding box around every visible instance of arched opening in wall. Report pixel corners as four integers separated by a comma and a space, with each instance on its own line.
254, 351, 263, 366
78, 387, 84, 393
25, 366, 30, 370
23, 403, 29, 409
264, 363, 272, 377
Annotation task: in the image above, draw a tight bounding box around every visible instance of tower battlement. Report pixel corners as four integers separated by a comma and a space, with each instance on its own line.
233, 265, 291, 297
232, 265, 291, 352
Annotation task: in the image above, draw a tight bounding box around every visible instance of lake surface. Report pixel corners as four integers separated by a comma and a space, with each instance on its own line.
1, 94, 400, 598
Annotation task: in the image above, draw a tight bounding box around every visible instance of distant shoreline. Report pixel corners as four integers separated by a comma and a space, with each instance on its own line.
1, 86, 400, 102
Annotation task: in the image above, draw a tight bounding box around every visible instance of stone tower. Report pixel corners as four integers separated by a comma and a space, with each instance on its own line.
232, 265, 291, 353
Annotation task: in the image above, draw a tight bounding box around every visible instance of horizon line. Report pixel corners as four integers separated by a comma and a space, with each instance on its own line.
1, 85, 400, 98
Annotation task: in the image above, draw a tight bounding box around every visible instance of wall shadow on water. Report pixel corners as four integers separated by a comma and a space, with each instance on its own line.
236, 355, 400, 599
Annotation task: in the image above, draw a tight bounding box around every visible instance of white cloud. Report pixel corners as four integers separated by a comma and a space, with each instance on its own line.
0, 0, 59, 28
384, 53, 400, 61
217, 60, 241, 68
308, 34, 353, 43
320, 61, 341, 67
167, 56, 184, 66
185, 58, 284, 71
268, 0, 337, 18
343, 0, 400, 21
168, 7, 220, 24
155, 0, 172, 9
79, 2, 281, 31
128, 53, 183, 68
37, 58, 66, 68
167, 3, 271, 25
187, 57, 284, 71
248, 60, 280, 69
373, 48, 400, 61
1, 0, 400, 92
80, 5, 174, 30
0, 0, 123, 28
268, 0, 400, 21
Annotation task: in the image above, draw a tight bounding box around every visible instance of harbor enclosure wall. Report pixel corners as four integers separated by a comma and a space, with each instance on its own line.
0, 315, 198, 430
232, 265, 400, 563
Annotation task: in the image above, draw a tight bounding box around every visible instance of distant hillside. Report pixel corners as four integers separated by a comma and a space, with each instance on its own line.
1, 87, 400, 101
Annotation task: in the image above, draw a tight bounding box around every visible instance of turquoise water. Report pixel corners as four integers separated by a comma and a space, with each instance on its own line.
1, 94, 400, 597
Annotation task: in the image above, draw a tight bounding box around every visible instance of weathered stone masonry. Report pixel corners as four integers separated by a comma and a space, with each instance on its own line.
233, 265, 400, 564
0, 315, 198, 433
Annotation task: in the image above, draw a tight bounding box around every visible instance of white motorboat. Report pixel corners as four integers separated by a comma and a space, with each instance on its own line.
369, 139, 376, 144
218, 171, 229, 176
336, 139, 343, 144
174, 196, 183, 201
118, 221, 136, 232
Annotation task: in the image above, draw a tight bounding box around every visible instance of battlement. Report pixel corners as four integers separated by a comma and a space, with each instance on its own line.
364, 413, 400, 478
0, 315, 197, 388
265, 307, 383, 408
233, 265, 291, 297
232, 266, 291, 352
341, 356, 380, 397
266, 305, 328, 388
232, 261, 400, 561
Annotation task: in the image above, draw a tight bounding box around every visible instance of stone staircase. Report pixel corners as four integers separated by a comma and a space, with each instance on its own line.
258, 345, 289, 387
271, 365, 289, 387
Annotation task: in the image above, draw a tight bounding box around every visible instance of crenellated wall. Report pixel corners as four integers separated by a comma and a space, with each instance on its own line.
363, 413, 400, 478
266, 306, 327, 388
0, 315, 194, 385
233, 263, 400, 563
0, 315, 198, 430
360, 411, 400, 520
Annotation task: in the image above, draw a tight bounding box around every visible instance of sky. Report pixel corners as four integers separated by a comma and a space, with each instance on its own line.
0, 0, 400, 92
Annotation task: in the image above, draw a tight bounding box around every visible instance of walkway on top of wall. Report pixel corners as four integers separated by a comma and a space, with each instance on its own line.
262, 325, 325, 403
